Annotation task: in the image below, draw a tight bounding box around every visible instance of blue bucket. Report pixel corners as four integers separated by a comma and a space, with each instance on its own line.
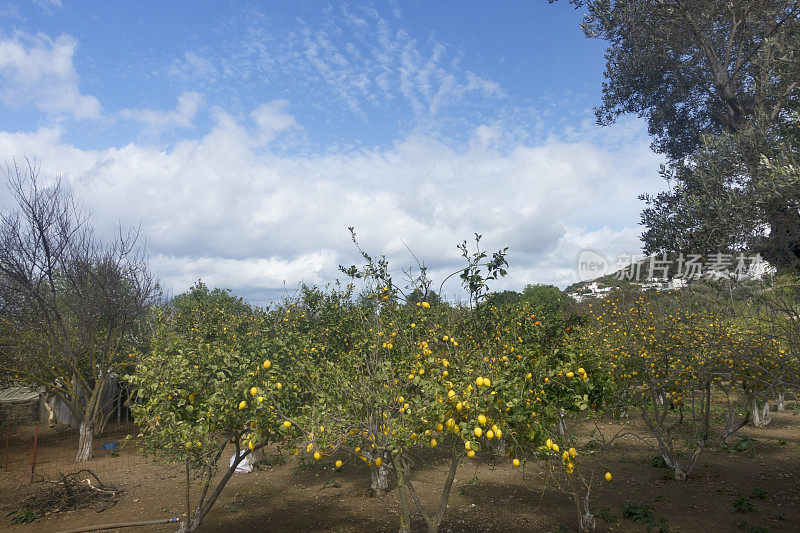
102, 442, 119, 450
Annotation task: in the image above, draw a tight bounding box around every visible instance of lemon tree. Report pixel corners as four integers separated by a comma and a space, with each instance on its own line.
298, 234, 599, 533
582, 288, 784, 481
128, 288, 312, 533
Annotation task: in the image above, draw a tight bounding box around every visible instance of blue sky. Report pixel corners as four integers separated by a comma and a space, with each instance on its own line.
0, 0, 664, 304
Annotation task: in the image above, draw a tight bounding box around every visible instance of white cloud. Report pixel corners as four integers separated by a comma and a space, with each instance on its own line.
0, 106, 662, 302
152, 251, 337, 299
0, 32, 101, 120
250, 100, 299, 144
119, 92, 203, 134
286, 10, 503, 121
34, 0, 63, 9
168, 50, 218, 82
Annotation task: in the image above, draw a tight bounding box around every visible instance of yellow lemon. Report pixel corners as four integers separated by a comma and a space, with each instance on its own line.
467, 450, 475, 458
512, 458, 520, 467
545, 438, 553, 449
374, 457, 382, 467
486, 430, 494, 440
314, 451, 321, 460
605, 472, 612, 482
477, 414, 487, 426
238, 400, 247, 410
250, 387, 258, 396
422, 301, 430, 309
569, 447, 577, 458
262, 360, 271, 370
283, 420, 292, 429
335, 460, 343, 468
430, 438, 437, 448
566, 372, 575, 379
474, 427, 483, 437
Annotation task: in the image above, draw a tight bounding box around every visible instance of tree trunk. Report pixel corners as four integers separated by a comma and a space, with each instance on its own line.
672, 465, 687, 482
76, 420, 93, 462
400, 447, 460, 533
777, 392, 785, 412
178, 447, 248, 533
720, 404, 749, 444
490, 436, 507, 457
761, 401, 772, 426
370, 463, 389, 496
393, 455, 412, 533
580, 510, 596, 533
76, 376, 106, 460
557, 409, 567, 436
751, 398, 771, 428
580, 489, 596, 532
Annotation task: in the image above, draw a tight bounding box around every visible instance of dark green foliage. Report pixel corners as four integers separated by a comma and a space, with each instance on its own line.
554, 1, 800, 269
733, 496, 757, 513
621, 502, 670, 532
6, 506, 38, 524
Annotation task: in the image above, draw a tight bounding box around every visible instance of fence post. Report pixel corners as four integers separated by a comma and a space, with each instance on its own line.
4, 416, 9, 473
117, 387, 123, 424
31, 422, 39, 479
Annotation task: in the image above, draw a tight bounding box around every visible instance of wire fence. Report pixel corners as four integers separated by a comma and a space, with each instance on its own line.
1, 419, 142, 489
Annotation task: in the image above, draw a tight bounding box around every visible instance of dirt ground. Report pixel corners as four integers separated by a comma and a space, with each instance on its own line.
2, 408, 799, 532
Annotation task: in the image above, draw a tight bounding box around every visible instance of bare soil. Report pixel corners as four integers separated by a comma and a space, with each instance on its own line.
2, 409, 800, 532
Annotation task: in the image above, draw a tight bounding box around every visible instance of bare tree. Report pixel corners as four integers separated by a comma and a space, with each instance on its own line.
0, 158, 160, 461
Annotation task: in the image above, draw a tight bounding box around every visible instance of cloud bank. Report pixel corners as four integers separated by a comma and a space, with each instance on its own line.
0, 104, 661, 304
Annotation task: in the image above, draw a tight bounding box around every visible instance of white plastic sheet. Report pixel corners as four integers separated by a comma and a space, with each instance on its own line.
230, 450, 253, 473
